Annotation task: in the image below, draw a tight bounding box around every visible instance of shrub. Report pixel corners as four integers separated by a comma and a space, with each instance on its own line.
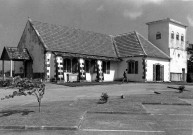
0, 79, 13, 87
178, 85, 185, 93
1, 76, 45, 112
100, 92, 109, 102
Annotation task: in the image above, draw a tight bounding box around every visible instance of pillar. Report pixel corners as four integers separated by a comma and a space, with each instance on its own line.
10, 60, 13, 77
79, 58, 86, 81
97, 60, 104, 82
2, 60, 4, 81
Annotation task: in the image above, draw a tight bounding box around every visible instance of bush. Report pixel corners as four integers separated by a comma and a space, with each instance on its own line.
178, 85, 185, 93
100, 93, 109, 102
0, 79, 13, 87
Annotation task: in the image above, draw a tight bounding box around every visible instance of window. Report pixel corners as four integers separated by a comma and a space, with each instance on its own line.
176, 33, 179, 40
181, 34, 184, 42
102, 61, 110, 74
63, 58, 72, 72
171, 31, 174, 39
90, 60, 97, 73
85, 60, 90, 73
127, 60, 138, 74
156, 32, 161, 39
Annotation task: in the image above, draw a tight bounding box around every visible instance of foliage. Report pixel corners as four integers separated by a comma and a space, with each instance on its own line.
0, 79, 13, 87
1, 76, 45, 112
178, 85, 185, 93
100, 92, 109, 102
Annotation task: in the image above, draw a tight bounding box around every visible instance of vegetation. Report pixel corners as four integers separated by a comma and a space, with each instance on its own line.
178, 85, 185, 93
1, 76, 45, 112
99, 92, 109, 103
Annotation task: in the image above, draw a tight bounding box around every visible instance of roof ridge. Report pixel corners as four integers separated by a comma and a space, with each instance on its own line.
136, 32, 170, 59
114, 31, 135, 37
28, 19, 48, 50
134, 31, 147, 56
110, 35, 120, 58
30, 19, 111, 37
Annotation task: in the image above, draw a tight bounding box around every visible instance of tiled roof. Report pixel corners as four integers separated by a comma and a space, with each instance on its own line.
30, 20, 118, 59
113, 31, 170, 59
0, 47, 31, 60
113, 32, 145, 57
136, 32, 170, 59
28, 19, 169, 60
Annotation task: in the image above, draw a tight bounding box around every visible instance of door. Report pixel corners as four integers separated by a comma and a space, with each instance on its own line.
182, 68, 185, 81
24, 61, 33, 78
153, 64, 164, 81
156, 65, 161, 81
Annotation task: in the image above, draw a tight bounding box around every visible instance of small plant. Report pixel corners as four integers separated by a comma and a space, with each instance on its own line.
178, 85, 185, 93
100, 92, 109, 102
1, 76, 45, 112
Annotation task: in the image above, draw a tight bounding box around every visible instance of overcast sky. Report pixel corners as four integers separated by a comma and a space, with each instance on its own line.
0, 0, 193, 69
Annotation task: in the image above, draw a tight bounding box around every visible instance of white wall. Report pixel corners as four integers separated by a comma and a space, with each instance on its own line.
169, 23, 186, 50
117, 57, 145, 82
146, 58, 170, 82
170, 48, 187, 73
169, 23, 187, 74
103, 61, 118, 82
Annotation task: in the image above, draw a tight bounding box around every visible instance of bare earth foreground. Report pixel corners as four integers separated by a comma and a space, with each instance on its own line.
0, 83, 192, 135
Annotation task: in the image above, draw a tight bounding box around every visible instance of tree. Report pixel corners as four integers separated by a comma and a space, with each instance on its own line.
1, 76, 45, 112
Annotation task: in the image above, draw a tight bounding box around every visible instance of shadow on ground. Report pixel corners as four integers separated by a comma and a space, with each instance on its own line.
0, 109, 34, 117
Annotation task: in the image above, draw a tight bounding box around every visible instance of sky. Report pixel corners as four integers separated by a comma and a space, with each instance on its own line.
0, 0, 193, 70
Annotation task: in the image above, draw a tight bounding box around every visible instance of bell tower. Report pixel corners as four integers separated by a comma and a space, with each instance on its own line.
146, 18, 187, 81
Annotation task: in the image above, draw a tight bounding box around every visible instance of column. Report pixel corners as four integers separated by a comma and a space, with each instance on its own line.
56, 56, 64, 81
2, 60, 4, 81
97, 60, 104, 82
79, 58, 86, 81
46, 53, 51, 81
10, 60, 13, 77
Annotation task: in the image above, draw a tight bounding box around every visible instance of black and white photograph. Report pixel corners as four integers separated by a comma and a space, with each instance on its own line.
0, 0, 192, 134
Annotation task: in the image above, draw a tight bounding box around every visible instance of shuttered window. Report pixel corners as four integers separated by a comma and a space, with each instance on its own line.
127, 60, 138, 74
103, 61, 110, 74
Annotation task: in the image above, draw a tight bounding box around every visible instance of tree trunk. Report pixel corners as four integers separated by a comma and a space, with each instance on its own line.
38, 100, 41, 112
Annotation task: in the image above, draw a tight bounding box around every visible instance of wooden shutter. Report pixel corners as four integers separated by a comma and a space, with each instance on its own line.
63, 59, 67, 72
153, 64, 156, 81
135, 61, 138, 74
107, 61, 110, 74
160, 65, 164, 81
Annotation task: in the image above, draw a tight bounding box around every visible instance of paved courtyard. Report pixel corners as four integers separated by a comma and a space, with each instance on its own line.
0, 83, 193, 135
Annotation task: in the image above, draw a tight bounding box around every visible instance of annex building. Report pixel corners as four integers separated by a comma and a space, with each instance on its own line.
1, 18, 187, 82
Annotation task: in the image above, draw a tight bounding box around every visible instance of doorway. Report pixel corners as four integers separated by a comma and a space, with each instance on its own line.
156, 65, 161, 81
153, 64, 164, 81
182, 68, 185, 81
24, 61, 33, 78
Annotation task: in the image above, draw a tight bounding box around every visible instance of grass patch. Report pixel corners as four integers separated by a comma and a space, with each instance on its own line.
0, 100, 96, 127
0, 91, 191, 128
160, 90, 193, 99
89, 98, 146, 114
126, 94, 190, 105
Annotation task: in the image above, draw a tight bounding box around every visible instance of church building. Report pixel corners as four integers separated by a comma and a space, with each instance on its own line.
0, 18, 187, 82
